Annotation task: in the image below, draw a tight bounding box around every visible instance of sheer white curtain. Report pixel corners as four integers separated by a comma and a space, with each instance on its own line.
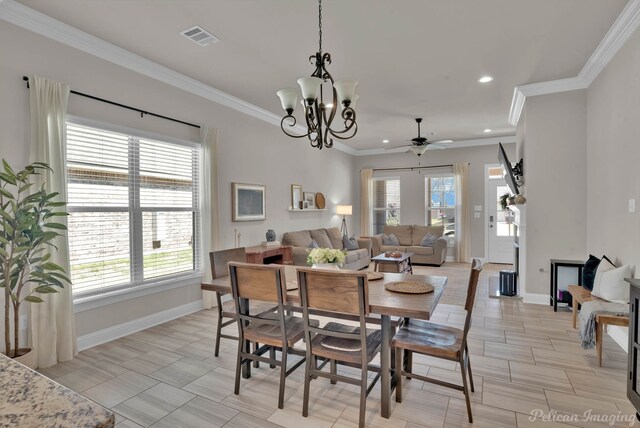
200, 126, 220, 309
360, 169, 373, 236
28, 75, 77, 368
454, 162, 470, 263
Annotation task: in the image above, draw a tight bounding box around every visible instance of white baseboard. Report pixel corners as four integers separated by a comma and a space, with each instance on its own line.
607, 325, 629, 353
77, 299, 204, 351
521, 293, 549, 305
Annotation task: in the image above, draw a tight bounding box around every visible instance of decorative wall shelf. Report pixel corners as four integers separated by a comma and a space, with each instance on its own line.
288, 208, 327, 212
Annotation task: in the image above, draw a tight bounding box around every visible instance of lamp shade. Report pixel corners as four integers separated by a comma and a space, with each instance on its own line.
340, 94, 359, 111
333, 79, 358, 105
409, 146, 428, 157
276, 88, 299, 112
336, 205, 352, 216
297, 77, 323, 102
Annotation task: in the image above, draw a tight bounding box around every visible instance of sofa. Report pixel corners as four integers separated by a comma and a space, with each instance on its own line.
371, 225, 448, 266
282, 227, 372, 270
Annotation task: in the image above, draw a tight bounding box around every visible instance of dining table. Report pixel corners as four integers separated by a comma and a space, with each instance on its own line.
201, 265, 447, 419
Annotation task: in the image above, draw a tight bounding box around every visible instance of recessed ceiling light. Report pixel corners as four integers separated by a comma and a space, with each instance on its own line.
478, 76, 493, 83
382, 139, 390, 144
483, 129, 492, 133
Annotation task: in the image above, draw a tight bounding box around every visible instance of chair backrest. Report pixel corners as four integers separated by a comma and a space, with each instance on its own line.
210, 247, 246, 279
296, 268, 369, 316
462, 258, 484, 342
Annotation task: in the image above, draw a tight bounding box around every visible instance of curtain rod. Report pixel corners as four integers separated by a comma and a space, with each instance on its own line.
368, 163, 467, 172
22, 76, 201, 129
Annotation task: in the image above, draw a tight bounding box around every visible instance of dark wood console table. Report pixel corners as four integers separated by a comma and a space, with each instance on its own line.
549, 258, 584, 312
245, 245, 293, 265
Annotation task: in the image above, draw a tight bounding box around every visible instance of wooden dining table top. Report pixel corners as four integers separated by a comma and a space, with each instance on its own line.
201, 266, 448, 320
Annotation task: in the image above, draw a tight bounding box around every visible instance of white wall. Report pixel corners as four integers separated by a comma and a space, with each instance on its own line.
352, 143, 516, 260
0, 22, 353, 337
518, 91, 588, 296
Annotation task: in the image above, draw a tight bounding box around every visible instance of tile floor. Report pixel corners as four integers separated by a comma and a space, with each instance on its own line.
39, 263, 636, 427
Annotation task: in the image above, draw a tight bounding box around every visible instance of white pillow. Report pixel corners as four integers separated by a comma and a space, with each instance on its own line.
593, 264, 632, 303
591, 257, 616, 298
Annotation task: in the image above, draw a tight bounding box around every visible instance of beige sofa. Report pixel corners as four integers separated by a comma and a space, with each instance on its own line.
371, 225, 448, 266
282, 227, 372, 270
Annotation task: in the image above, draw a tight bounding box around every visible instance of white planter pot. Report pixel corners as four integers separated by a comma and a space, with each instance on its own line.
13, 348, 36, 369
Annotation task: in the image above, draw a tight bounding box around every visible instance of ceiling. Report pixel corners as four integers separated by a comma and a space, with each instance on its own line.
18, 0, 628, 151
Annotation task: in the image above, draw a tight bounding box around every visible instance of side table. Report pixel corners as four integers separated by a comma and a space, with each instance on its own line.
549, 258, 584, 312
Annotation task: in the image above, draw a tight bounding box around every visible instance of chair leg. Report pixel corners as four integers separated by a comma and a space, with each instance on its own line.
459, 355, 473, 423
330, 359, 337, 384
405, 349, 413, 374
395, 347, 403, 403
270, 346, 277, 369
465, 345, 475, 393
596, 320, 603, 367
278, 346, 287, 409
234, 338, 243, 395
302, 354, 312, 417
214, 293, 224, 357
359, 363, 368, 428
253, 342, 260, 368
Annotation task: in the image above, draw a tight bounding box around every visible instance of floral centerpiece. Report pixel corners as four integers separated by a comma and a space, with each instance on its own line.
307, 248, 347, 266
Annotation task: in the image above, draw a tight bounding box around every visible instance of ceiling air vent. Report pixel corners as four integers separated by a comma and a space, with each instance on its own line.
180, 26, 219, 47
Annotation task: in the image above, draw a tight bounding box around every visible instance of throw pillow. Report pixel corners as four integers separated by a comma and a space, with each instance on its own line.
309, 240, 320, 249
420, 233, 437, 247
595, 264, 632, 303
382, 233, 399, 246
592, 255, 617, 298
343, 235, 359, 251
582, 254, 601, 291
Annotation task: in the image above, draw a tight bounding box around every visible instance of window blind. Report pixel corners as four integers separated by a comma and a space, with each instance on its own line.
66, 121, 200, 296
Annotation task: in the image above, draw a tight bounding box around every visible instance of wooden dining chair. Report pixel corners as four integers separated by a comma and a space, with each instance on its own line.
297, 268, 382, 428
392, 258, 483, 423
229, 262, 314, 409
209, 248, 274, 357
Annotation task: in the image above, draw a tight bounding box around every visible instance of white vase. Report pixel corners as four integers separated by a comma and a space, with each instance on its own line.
311, 263, 340, 271
13, 348, 37, 369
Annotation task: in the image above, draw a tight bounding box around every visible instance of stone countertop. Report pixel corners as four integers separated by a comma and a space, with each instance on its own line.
0, 354, 114, 428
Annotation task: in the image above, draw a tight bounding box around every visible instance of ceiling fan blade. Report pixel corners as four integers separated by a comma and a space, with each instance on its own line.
427, 144, 447, 150
385, 144, 415, 150
432, 139, 453, 144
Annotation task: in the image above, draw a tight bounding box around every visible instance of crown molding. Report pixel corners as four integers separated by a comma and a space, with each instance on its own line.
0, 0, 336, 148
354, 135, 516, 157
508, 0, 640, 126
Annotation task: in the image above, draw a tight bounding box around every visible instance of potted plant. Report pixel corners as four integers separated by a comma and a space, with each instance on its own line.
307, 248, 347, 270
499, 193, 510, 210
0, 160, 69, 366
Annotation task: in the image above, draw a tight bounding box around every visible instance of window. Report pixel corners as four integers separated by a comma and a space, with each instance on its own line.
372, 178, 400, 234
66, 121, 200, 297
425, 175, 455, 245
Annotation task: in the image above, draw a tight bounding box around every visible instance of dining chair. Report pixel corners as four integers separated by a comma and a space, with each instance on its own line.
229, 262, 314, 409
392, 258, 483, 423
209, 248, 274, 358
297, 268, 382, 428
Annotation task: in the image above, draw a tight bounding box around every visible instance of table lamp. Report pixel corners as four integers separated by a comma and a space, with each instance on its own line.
336, 205, 352, 237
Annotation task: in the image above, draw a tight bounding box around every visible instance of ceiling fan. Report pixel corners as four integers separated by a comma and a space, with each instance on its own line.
385, 118, 453, 157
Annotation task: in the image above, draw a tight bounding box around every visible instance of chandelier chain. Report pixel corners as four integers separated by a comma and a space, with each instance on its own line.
318, 0, 322, 54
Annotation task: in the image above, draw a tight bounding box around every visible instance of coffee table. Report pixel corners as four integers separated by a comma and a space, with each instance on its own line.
372, 252, 414, 274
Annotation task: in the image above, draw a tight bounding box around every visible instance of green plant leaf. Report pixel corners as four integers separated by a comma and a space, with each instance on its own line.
18, 183, 32, 193
24, 296, 44, 303
2, 160, 15, 176
42, 262, 65, 271
34, 286, 58, 294
0, 173, 16, 185
0, 188, 14, 199
44, 222, 67, 230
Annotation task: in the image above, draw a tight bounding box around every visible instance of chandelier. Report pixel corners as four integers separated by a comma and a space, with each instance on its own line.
276, 0, 358, 150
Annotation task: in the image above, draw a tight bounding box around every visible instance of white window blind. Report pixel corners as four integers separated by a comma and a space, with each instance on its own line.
66, 121, 200, 297
372, 178, 400, 235
425, 174, 456, 247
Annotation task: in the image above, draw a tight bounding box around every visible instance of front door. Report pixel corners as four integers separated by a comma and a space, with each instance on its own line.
486, 165, 515, 264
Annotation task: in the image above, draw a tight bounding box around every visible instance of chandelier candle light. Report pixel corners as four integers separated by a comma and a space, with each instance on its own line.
276, 0, 358, 150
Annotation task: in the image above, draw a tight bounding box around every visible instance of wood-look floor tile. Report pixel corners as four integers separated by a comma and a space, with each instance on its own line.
509, 361, 574, 393
149, 357, 215, 388
484, 341, 534, 364
565, 370, 629, 405
334, 403, 408, 428
82, 371, 159, 408
224, 412, 282, 428
531, 347, 593, 373
386, 388, 449, 427
112, 382, 195, 426
115, 419, 144, 428
55, 361, 129, 392
482, 378, 548, 415
505, 330, 554, 350
444, 397, 516, 427
422, 366, 483, 403
456, 354, 510, 382
150, 396, 238, 428
267, 392, 348, 428
515, 411, 578, 427
120, 349, 183, 375
183, 367, 237, 402
545, 390, 632, 428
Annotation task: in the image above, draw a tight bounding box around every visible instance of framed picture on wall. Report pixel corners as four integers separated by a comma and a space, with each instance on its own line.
232, 182, 266, 221
303, 192, 316, 209
291, 184, 302, 210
